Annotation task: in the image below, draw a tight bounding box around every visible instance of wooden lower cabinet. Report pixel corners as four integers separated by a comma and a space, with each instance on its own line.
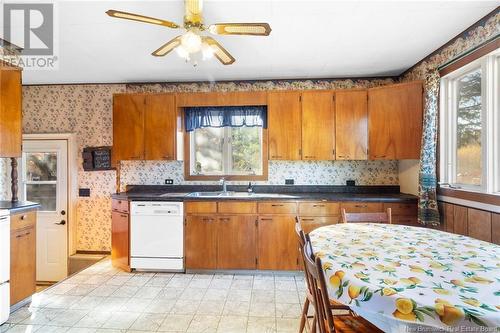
341, 202, 383, 213
111, 210, 130, 271
257, 215, 298, 270
185, 215, 218, 270
217, 215, 257, 269
299, 216, 339, 234
10, 210, 37, 306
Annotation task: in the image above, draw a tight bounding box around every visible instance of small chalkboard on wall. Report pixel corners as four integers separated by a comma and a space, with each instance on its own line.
82, 146, 114, 171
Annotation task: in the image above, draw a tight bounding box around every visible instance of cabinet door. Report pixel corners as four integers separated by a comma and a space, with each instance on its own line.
0, 68, 22, 158
112, 94, 145, 165
257, 215, 298, 270
145, 94, 177, 160
368, 81, 423, 159
111, 211, 130, 271
217, 215, 257, 269
10, 225, 36, 305
185, 215, 217, 269
301, 91, 335, 160
335, 90, 368, 160
268, 92, 302, 160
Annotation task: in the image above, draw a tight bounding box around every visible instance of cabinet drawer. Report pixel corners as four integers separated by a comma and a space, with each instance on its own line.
218, 202, 257, 214
383, 203, 417, 216
185, 201, 217, 214
10, 211, 36, 231
299, 216, 339, 234
298, 202, 339, 216
393, 216, 419, 227
112, 199, 129, 213
341, 202, 383, 213
258, 202, 297, 214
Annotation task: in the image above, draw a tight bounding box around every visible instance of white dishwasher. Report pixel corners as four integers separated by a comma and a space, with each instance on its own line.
130, 202, 184, 271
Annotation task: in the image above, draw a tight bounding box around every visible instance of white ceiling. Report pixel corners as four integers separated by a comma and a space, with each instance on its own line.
6, 0, 499, 85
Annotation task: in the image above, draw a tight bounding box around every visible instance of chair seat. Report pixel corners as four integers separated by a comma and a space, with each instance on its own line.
332, 315, 383, 333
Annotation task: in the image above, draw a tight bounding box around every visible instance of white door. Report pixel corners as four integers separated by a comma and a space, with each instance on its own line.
20, 140, 68, 282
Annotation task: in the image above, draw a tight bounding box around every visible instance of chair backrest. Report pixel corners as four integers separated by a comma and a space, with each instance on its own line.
302, 240, 337, 333
295, 217, 306, 248
341, 208, 392, 224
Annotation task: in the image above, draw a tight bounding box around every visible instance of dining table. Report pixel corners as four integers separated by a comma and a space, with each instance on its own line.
308, 223, 500, 332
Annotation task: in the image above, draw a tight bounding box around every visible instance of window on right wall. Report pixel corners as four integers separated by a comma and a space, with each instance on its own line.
439, 47, 500, 194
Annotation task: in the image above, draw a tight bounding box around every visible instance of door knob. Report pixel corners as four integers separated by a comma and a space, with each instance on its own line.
61, 210, 66, 215
55, 220, 66, 225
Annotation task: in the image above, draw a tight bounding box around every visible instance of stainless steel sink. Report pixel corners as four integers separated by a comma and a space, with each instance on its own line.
186, 191, 298, 199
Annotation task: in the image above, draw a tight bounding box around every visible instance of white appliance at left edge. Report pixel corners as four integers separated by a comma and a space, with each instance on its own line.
130, 202, 184, 271
0, 210, 10, 324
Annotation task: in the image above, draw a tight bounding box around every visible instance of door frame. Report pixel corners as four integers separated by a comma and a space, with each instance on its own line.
21, 133, 78, 257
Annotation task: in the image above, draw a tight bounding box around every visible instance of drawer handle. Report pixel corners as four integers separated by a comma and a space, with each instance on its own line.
312, 204, 325, 207
304, 156, 315, 159
20, 215, 27, 220
271, 204, 284, 207
120, 214, 128, 218
219, 218, 230, 221
374, 155, 387, 158
260, 218, 273, 221
354, 205, 368, 208
337, 155, 350, 159
16, 231, 30, 238
271, 155, 283, 159
301, 218, 315, 221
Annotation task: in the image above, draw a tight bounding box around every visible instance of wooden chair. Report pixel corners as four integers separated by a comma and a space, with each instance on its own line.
302, 240, 383, 333
341, 208, 392, 224
295, 217, 317, 333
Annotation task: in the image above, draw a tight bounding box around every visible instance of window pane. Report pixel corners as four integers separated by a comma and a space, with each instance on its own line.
26, 184, 56, 211
456, 68, 482, 186
26, 152, 57, 181
231, 127, 262, 174
193, 128, 224, 174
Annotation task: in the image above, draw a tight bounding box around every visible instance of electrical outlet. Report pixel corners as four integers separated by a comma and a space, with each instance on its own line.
79, 188, 90, 197
346, 180, 355, 186
165, 179, 174, 185
285, 179, 294, 185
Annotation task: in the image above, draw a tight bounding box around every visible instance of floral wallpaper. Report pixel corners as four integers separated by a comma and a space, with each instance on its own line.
401, 10, 499, 226
120, 160, 399, 190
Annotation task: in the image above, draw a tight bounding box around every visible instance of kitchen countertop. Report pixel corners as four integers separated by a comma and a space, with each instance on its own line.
0, 201, 41, 213
112, 185, 418, 203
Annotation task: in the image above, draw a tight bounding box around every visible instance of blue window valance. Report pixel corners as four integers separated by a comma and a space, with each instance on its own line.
184, 106, 267, 132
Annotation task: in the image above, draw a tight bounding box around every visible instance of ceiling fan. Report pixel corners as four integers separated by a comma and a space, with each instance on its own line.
106, 0, 271, 65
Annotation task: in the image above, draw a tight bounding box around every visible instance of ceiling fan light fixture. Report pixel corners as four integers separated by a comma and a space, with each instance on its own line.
201, 42, 215, 60
175, 44, 190, 60
180, 30, 202, 53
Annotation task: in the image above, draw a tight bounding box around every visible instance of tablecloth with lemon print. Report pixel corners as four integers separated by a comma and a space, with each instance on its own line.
309, 223, 500, 331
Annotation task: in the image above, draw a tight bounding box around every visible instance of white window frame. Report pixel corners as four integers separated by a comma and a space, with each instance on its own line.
189, 126, 264, 176
439, 48, 500, 194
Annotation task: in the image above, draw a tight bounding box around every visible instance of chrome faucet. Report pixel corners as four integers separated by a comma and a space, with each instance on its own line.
220, 177, 228, 193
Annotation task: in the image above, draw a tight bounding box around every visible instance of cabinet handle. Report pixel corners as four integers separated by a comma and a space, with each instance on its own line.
219, 218, 230, 222
260, 218, 273, 221
354, 204, 368, 208
301, 218, 315, 222
202, 218, 213, 222
313, 204, 325, 207
271, 155, 283, 159
304, 156, 315, 159
120, 214, 128, 218
16, 231, 30, 238
20, 215, 27, 220
271, 204, 284, 207
374, 155, 386, 158
163, 155, 170, 159
337, 155, 349, 159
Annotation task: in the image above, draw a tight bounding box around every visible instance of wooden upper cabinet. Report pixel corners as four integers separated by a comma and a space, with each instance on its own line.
0, 67, 22, 158
144, 94, 177, 160
112, 94, 145, 165
268, 91, 302, 160
335, 90, 368, 160
301, 91, 335, 160
368, 81, 423, 159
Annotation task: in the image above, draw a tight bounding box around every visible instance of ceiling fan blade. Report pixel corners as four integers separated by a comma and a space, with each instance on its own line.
106, 10, 180, 29
184, 0, 203, 24
152, 36, 182, 57
208, 23, 271, 36
203, 37, 235, 65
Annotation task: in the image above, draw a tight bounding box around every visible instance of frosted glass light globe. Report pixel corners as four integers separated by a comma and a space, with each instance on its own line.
201, 42, 214, 60
181, 31, 202, 53
175, 45, 190, 60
